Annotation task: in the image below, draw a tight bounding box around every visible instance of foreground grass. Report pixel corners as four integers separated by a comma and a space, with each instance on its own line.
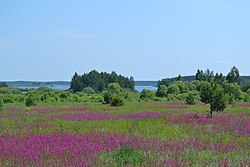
0, 101, 249, 166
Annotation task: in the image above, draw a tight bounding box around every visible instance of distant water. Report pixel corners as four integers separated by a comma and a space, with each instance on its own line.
17, 85, 70, 91
135, 86, 157, 92
16, 85, 157, 92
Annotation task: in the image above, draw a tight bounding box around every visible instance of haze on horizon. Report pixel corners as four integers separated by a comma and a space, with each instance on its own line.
1, 0, 250, 81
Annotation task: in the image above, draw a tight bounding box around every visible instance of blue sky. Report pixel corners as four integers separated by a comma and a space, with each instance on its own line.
1, 0, 250, 81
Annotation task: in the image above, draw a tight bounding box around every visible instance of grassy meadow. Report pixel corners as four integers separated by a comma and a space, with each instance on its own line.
0, 101, 249, 167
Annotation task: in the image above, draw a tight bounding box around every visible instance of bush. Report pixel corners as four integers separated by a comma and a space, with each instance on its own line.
102, 83, 124, 104
82, 87, 96, 95
156, 85, 168, 97
0, 98, 3, 111
186, 93, 195, 105
140, 89, 155, 100
167, 84, 181, 94
25, 94, 38, 107
102, 145, 144, 166
111, 95, 124, 107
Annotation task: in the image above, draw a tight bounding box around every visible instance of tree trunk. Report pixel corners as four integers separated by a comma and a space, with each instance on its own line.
210, 110, 213, 118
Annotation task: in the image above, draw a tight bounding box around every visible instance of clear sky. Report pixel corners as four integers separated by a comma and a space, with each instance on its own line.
1, 0, 250, 81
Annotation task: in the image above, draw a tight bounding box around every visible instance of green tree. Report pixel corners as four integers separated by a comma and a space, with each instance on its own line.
226, 66, 241, 85
103, 83, 123, 105
110, 95, 124, 107
195, 69, 205, 81
25, 94, 38, 107
70, 72, 83, 93
70, 70, 135, 93
223, 82, 242, 104
157, 79, 170, 87
195, 69, 214, 82
156, 85, 168, 97
82, 87, 96, 94
214, 73, 225, 85
175, 81, 189, 93
199, 82, 227, 118
185, 92, 195, 105
242, 81, 250, 92
176, 74, 183, 81
167, 84, 181, 94
0, 98, 3, 111
0, 82, 8, 88
140, 89, 155, 100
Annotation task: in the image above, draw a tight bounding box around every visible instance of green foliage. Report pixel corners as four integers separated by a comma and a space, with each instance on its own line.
102, 145, 144, 166
0, 98, 3, 111
186, 92, 195, 105
226, 66, 241, 85
175, 81, 189, 93
195, 69, 214, 82
176, 74, 183, 81
223, 82, 242, 104
110, 95, 125, 107
0, 82, 8, 88
157, 79, 170, 87
241, 92, 250, 102
214, 73, 225, 85
140, 89, 155, 100
167, 84, 181, 94
25, 94, 38, 107
0, 87, 21, 94
70, 70, 135, 93
156, 85, 168, 97
242, 81, 250, 92
102, 83, 126, 106
82, 87, 96, 94
199, 82, 227, 118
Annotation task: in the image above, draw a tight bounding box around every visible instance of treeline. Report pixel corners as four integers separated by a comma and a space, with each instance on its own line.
166, 75, 250, 85
70, 70, 135, 93
153, 66, 250, 103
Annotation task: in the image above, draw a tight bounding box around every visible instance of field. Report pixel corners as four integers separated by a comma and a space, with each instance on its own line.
0, 101, 249, 167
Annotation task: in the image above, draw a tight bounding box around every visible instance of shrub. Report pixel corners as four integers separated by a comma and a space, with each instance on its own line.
186, 93, 195, 105
0, 98, 3, 111
25, 94, 38, 107
156, 85, 168, 97
111, 95, 124, 107
140, 89, 155, 100
82, 87, 96, 95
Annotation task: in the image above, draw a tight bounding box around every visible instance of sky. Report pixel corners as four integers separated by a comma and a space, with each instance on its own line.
0, 0, 250, 81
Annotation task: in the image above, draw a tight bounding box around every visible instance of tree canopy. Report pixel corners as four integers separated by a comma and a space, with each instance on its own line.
70, 70, 135, 93
199, 82, 227, 118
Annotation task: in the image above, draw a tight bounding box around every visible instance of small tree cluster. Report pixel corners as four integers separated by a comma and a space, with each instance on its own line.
140, 89, 155, 100
70, 70, 135, 93
102, 83, 125, 107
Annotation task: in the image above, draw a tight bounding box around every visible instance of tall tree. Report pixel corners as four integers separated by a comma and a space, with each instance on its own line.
226, 66, 241, 85
176, 74, 183, 81
70, 72, 83, 93
214, 73, 225, 85
199, 82, 227, 118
